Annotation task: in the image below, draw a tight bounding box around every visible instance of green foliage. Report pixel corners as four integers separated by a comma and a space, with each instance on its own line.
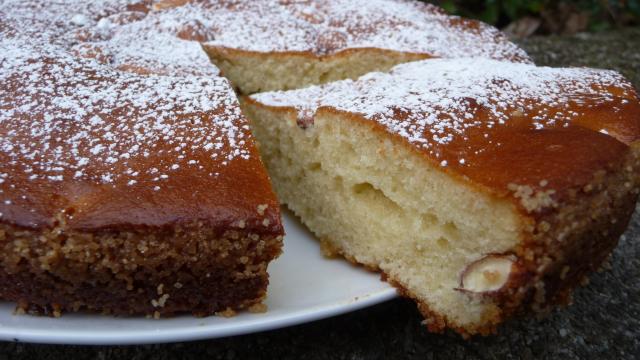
434, 0, 639, 32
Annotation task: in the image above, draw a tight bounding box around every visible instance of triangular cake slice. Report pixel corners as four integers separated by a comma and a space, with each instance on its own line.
243, 58, 640, 335
0, 26, 283, 316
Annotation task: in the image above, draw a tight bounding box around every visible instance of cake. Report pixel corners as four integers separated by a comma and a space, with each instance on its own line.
141, 0, 532, 93
0, 1, 283, 317
1, 0, 638, 337
244, 58, 640, 335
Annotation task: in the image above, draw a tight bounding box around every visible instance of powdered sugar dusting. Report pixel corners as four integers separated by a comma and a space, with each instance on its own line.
0, 0, 219, 76
68, 8, 219, 77
143, 0, 529, 62
0, 38, 249, 187
0, 0, 252, 203
252, 58, 634, 164
0, 0, 530, 75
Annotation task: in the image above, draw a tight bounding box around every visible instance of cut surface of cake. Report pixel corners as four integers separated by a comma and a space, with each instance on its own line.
244, 58, 640, 335
0, 1, 283, 317
136, 0, 531, 93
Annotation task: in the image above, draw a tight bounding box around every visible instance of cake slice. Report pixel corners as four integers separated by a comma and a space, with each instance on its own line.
243, 58, 640, 335
143, 0, 530, 93
0, 32, 283, 316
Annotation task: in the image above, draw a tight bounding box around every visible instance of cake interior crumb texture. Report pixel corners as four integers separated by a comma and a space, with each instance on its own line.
204, 47, 430, 94
243, 102, 521, 330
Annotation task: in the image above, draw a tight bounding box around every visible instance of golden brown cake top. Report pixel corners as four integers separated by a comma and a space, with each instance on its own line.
0, 8, 281, 234
113, 0, 530, 62
0, 0, 217, 77
2, 0, 529, 74
251, 58, 640, 211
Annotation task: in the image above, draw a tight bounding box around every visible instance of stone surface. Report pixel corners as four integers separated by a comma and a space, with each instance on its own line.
1, 28, 639, 360
519, 27, 640, 88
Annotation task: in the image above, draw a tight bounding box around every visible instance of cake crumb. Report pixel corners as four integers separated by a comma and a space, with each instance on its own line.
49, 303, 63, 318
508, 183, 557, 213
216, 308, 236, 317
158, 294, 170, 307
248, 303, 268, 313
13, 306, 26, 315
320, 238, 341, 258
151, 294, 170, 308
257, 204, 268, 215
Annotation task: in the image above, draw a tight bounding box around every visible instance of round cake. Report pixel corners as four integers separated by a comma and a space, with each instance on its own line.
1, 0, 639, 336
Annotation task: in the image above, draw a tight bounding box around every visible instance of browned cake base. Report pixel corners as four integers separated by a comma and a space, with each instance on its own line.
0, 223, 282, 317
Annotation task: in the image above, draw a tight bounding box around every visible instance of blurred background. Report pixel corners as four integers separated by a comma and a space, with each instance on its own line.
426, 0, 639, 37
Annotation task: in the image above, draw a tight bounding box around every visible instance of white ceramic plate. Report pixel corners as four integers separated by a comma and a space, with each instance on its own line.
0, 208, 396, 345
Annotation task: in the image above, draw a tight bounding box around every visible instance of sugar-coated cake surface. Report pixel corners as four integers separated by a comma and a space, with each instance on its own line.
0, 0, 217, 76
175, 0, 530, 61
153, 0, 531, 92
0, 40, 280, 232
253, 58, 638, 151
3, 0, 529, 69
0, 0, 281, 232
252, 58, 640, 207
3, 0, 532, 94
0, 0, 283, 317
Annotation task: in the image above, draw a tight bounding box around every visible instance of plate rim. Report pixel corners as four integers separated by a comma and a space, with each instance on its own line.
0, 288, 396, 345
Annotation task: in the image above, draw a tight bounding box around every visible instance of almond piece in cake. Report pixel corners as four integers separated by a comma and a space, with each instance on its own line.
243, 58, 640, 335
